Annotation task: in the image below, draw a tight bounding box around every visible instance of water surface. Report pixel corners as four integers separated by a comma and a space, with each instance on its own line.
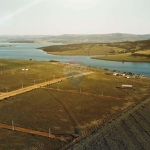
0, 43, 150, 76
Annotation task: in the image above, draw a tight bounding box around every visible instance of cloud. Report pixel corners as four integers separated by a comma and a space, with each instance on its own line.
58, 0, 100, 10
0, 0, 44, 26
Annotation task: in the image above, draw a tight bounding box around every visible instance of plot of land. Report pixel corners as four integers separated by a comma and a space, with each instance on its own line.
68, 97, 150, 150
0, 128, 63, 150
0, 59, 150, 150
0, 59, 64, 92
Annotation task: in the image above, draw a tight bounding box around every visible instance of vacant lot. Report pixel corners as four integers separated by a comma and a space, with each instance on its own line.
0, 70, 149, 128
47, 72, 150, 100
0, 59, 64, 92
0, 59, 149, 150
0, 88, 73, 133
0, 128, 62, 150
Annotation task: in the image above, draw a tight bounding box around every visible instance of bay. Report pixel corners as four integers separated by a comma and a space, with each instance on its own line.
0, 43, 150, 77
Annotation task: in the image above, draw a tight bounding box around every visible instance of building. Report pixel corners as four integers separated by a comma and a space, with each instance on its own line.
122, 85, 132, 88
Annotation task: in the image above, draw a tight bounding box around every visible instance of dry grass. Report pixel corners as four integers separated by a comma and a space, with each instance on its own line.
0, 129, 62, 150
0, 88, 73, 134
135, 49, 150, 54
93, 53, 150, 62
41, 43, 123, 56
0, 59, 150, 150
0, 59, 64, 92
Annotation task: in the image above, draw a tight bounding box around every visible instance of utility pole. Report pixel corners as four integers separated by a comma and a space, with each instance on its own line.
126, 93, 128, 100
12, 120, 14, 131
6, 86, 8, 93
49, 128, 51, 138
22, 82, 23, 89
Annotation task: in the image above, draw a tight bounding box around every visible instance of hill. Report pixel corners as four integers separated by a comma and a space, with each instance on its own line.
0, 33, 150, 43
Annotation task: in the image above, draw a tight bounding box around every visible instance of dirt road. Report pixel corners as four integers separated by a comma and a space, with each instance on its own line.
0, 72, 93, 101
0, 123, 71, 142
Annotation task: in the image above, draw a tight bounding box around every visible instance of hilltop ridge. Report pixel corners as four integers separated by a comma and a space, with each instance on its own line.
0, 33, 150, 43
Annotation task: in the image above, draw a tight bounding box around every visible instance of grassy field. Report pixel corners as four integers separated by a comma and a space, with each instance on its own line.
40, 40, 150, 62
47, 72, 150, 101
0, 59, 150, 149
0, 88, 73, 133
135, 49, 150, 54
0, 59, 64, 92
93, 53, 150, 62
0, 129, 62, 150
40, 43, 123, 56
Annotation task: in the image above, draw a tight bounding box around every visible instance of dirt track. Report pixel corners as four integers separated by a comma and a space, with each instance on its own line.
0, 72, 93, 101
0, 72, 93, 142
0, 123, 70, 142
44, 88, 80, 128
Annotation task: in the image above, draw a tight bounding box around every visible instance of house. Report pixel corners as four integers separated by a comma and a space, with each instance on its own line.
113, 72, 119, 76
125, 76, 130, 79
122, 85, 132, 88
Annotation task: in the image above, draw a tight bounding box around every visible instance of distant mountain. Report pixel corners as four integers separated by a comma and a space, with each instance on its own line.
0, 33, 150, 43
47, 33, 150, 43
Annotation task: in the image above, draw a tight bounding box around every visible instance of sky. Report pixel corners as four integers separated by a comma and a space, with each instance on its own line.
0, 0, 150, 35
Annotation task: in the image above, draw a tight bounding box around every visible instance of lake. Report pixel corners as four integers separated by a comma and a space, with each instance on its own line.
0, 43, 150, 77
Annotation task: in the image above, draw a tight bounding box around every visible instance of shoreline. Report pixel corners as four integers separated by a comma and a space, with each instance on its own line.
92, 57, 150, 63
39, 41, 150, 63
41, 50, 150, 63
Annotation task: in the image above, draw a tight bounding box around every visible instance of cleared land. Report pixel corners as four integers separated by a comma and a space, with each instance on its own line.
0, 59, 150, 149
0, 128, 63, 150
0, 59, 64, 92
0, 71, 92, 100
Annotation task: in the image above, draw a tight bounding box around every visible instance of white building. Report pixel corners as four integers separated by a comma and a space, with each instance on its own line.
122, 85, 132, 88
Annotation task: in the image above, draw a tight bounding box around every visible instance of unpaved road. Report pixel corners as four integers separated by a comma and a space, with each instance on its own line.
0, 72, 93, 101
0, 123, 70, 142
0, 72, 93, 142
